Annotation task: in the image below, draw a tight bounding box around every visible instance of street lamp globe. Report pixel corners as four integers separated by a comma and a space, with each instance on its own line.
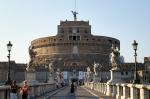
7, 41, 12, 52
132, 40, 138, 51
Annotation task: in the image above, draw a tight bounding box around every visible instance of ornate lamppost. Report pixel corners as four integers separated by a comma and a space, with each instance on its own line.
5, 41, 13, 85
132, 40, 140, 84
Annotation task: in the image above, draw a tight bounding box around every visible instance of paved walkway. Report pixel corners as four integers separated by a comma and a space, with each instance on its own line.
47, 86, 115, 99
82, 86, 115, 99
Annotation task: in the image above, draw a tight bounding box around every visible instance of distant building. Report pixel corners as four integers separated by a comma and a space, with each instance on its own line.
118, 63, 144, 83
119, 56, 125, 63
0, 61, 26, 83
143, 57, 150, 83
0, 61, 48, 83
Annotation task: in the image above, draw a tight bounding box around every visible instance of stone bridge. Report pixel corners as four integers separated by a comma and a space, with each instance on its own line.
0, 82, 150, 99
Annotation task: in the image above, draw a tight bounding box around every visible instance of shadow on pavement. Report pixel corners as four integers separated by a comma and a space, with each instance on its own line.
49, 92, 99, 99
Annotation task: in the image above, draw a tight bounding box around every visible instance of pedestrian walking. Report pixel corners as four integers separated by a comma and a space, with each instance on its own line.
70, 82, 74, 93
10, 80, 18, 99
74, 82, 77, 91
20, 81, 29, 99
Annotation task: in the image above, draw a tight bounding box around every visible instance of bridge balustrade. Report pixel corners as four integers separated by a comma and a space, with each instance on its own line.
0, 83, 56, 99
84, 82, 150, 99
0, 86, 9, 99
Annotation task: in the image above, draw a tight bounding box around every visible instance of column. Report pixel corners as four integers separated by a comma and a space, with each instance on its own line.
112, 84, 117, 97
130, 85, 139, 99
116, 84, 121, 99
140, 86, 149, 99
106, 82, 112, 96
122, 84, 129, 99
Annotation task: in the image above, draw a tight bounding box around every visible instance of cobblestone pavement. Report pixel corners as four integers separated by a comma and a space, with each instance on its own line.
48, 86, 114, 99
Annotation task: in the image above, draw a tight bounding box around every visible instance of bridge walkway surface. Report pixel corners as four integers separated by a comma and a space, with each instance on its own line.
37, 86, 115, 99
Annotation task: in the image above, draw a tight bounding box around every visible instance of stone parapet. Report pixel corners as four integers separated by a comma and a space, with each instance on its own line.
0, 83, 57, 99
84, 82, 150, 99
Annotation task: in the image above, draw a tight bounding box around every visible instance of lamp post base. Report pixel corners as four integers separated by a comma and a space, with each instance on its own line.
5, 79, 11, 85
132, 79, 140, 84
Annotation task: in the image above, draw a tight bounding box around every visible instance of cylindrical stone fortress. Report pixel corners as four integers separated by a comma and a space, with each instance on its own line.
30, 20, 120, 71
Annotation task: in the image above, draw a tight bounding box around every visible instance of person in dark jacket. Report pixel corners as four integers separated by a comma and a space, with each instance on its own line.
70, 82, 74, 93
10, 80, 18, 99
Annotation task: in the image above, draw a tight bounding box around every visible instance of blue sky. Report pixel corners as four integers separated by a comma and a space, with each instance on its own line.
0, 0, 150, 63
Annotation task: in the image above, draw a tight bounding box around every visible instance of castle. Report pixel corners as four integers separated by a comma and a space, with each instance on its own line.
0, 12, 148, 84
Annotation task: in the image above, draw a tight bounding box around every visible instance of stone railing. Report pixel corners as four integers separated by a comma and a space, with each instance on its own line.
84, 82, 150, 99
0, 86, 10, 99
0, 83, 57, 99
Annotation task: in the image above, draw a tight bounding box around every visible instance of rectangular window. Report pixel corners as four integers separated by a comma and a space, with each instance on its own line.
69, 36, 73, 40
77, 36, 80, 40
73, 36, 76, 40
68, 35, 81, 41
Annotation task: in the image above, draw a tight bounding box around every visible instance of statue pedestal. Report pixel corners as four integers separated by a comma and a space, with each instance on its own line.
26, 70, 38, 85
107, 68, 123, 84
106, 68, 123, 96
93, 75, 100, 82
48, 76, 55, 84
